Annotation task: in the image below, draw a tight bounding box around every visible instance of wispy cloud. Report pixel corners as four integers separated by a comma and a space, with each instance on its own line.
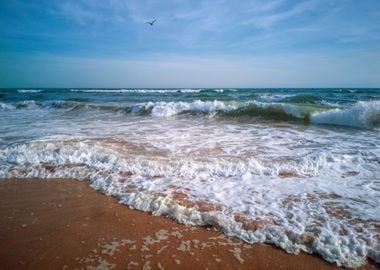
247, 0, 318, 29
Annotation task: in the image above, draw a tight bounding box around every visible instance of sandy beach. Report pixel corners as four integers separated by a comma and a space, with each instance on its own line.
0, 179, 377, 270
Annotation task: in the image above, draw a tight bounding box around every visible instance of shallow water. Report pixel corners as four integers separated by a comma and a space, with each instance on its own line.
0, 88, 379, 267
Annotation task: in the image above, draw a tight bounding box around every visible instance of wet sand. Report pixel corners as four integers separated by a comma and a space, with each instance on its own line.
0, 179, 377, 270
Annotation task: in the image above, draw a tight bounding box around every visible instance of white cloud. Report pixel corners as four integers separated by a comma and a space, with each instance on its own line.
240, 0, 318, 29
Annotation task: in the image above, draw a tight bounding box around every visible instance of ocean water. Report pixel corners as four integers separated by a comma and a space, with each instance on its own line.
0, 88, 379, 267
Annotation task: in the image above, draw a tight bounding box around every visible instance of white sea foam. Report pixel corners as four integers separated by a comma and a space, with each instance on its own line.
178, 89, 202, 93
0, 102, 15, 110
132, 100, 238, 116
17, 89, 43, 93
0, 133, 378, 267
310, 100, 380, 129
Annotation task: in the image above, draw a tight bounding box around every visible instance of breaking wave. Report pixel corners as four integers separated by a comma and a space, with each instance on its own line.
131, 100, 238, 116
310, 100, 380, 129
132, 100, 380, 129
1, 99, 379, 129
0, 102, 15, 110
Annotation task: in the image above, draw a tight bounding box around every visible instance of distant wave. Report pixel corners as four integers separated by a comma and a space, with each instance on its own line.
17, 89, 43, 93
69, 88, 232, 94
257, 93, 296, 102
70, 89, 203, 93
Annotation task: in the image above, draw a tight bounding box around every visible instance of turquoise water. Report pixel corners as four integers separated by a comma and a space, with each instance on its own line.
0, 88, 379, 267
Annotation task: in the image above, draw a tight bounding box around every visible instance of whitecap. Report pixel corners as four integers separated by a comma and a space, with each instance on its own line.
310, 100, 380, 129
17, 89, 43, 93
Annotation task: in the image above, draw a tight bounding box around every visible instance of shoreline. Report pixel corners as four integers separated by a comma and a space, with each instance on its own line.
0, 179, 377, 270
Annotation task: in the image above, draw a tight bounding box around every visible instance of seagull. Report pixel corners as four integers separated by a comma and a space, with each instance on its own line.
147, 19, 157, 26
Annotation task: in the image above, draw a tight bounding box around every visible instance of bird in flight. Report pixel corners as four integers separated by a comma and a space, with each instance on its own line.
147, 19, 157, 26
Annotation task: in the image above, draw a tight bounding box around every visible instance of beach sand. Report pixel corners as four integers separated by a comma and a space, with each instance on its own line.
0, 179, 377, 270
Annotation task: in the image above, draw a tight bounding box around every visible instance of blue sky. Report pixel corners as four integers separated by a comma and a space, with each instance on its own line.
1, 0, 380, 88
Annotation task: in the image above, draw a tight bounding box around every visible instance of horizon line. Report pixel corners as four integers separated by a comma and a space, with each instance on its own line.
1, 87, 379, 89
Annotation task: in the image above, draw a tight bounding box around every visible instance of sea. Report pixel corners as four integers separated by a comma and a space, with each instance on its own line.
0, 88, 379, 267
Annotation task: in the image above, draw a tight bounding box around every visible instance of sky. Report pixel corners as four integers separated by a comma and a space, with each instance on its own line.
1, 0, 380, 88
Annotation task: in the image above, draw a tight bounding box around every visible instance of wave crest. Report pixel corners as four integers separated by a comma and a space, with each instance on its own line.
310, 100, 380, 129
0, 102, 15, 110
132, 100, 237, 116
17, 89, 43, 93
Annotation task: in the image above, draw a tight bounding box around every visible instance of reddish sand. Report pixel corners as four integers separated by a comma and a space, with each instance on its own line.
0, 179, 377, 270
